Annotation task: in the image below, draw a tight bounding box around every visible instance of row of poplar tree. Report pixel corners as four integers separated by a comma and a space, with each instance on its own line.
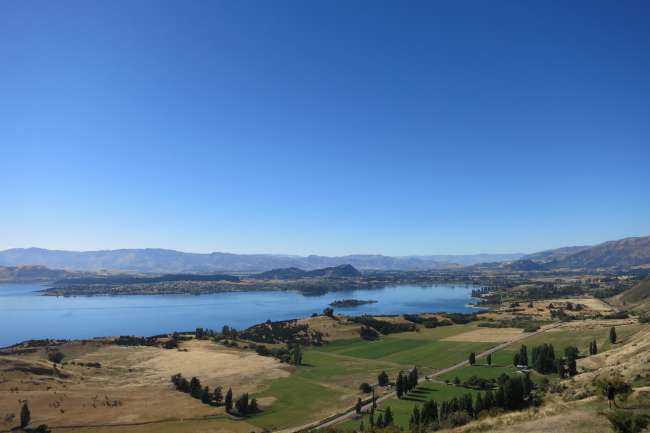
170, 373, 259, 416
406, 373, 536, 432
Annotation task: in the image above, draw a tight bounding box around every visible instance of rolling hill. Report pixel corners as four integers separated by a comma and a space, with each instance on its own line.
609, 275, 650, 312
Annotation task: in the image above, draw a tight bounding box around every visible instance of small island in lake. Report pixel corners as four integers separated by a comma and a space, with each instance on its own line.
329, 299, 377, 308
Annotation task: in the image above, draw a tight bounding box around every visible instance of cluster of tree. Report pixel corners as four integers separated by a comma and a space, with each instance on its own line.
407, 375, 537, 433
396, 368, 419, 398
170, 373, 261, 416
602, 311, 629, 320
350, 316, 416, 334
360, 326, 380, 341
461, 375, 496, 390
234, 393, 260, 416
249, 342, 303, 365
221, 325, 238, 340
194, 327, 218, 340
559, 346, 579, 378
513, 345, 529, 366
402, 314, 452, 328
114, 335, 159, 347
238, 320, 322, 345
47, 350, 64, 364
530, 343, 556, 374
478, 317, 541, 332
171, 373, 222, 404
363, 406, 394, 430
442, 313, 476, 325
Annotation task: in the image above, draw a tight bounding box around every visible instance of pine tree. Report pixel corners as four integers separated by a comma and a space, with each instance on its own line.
384, 406, 394, 426
469, 352, 476, 365
355, 398, 362, 414
519, 345, 528, 366
190, 377, 202, 399
249, 398, 259, 413
378, 370, 389, 386
225, 388, 233, 413
359, 420, 365, 431
213, 386, 223, 405
556, 358, 566, 379
487, 353, 492, 366
610, 327, 617, 344
201, 386, 211, 404
396, 371, 404, 399
592, 340, 598, 355
20, 401, 30, 428
567, 357, 577, 376
484, 389, 494, 410
410, 405, 421, 431
513, 352, 520, 366
292, 344, 302, 366
369, 407, 375, 428
235, 393, 249, 415
376, 413, 384, 428
474, 393, 484, 416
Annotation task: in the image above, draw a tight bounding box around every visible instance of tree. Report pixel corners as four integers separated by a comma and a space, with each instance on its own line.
567, 357, 577, 376
225, 388, 233, 413
610, 327, 617, 344
383, 406, 394, 426
323, 307, 334, 317
396, 371, 404, 399
249, 398, 259, 413
190, 377, 202, 399
519, 345, 529, 366
292, 344, 303, 366
20, 401, 31, 428
487, 353, 492, 366
235, 393, 249, 415
359, 420, 365, 431
201, 386, 211, 404
360, 382, 372, 393
378, 371, 389, 386
513, 352, 520, 366
469, 352, 476, 365
47, 351, 64, 364
213, 386, 223, 405
355, 397, 363, 414
376, 413, 384, 428
474, 393, 484, 416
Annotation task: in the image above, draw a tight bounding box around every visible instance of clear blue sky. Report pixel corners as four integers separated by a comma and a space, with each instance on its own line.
1, 1, 649, 256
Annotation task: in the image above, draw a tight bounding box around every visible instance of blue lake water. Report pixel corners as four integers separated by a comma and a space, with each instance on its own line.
0, 283, 478, 347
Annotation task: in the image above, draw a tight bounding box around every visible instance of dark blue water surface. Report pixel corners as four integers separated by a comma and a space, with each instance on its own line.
0, 283, 477, 347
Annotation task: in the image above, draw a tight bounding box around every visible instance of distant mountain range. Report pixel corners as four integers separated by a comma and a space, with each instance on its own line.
1, 235, 649, 274
0, 247, 523, 273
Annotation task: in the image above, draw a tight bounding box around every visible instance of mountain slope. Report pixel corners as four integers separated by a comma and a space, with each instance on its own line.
609, 275, 650, 312
550, 235, 650, 269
